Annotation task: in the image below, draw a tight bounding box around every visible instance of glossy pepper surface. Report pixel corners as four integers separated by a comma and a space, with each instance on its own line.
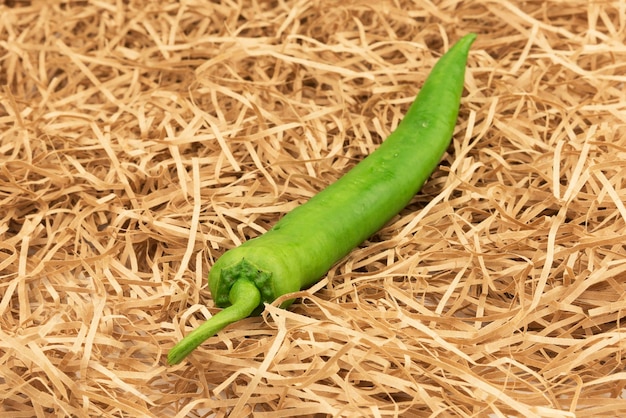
168, 33, 476, 365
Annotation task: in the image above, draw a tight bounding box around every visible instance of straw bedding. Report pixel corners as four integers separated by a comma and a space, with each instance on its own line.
1, 0, 626, 416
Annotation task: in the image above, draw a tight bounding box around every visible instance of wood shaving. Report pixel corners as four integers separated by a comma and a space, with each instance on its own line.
1, 0, 626, 416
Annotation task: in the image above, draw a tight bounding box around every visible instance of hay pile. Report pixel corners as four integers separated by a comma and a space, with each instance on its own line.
1, 0, 626, 416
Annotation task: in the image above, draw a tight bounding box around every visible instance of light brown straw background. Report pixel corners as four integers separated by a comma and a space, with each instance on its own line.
1, 0, 626, 416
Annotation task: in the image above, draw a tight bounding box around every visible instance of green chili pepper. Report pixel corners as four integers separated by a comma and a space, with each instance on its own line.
168, 33, 476, 365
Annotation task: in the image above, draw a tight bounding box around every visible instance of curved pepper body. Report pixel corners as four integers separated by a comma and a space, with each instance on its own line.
209, 33, 476, 307
168, 33, 476, 364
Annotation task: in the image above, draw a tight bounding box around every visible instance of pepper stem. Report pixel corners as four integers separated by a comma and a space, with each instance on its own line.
167, 279, 262, 365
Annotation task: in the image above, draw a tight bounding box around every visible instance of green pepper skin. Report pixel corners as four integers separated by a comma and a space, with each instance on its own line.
211, 33, 476, 304
168, 33, 476, 365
